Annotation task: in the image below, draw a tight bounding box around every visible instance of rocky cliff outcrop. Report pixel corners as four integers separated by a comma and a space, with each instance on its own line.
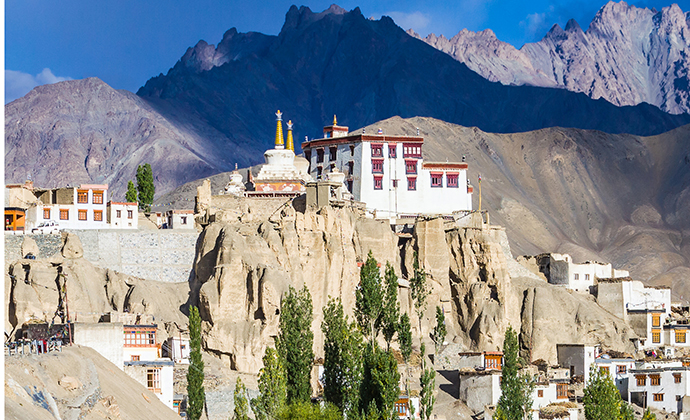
415, 1, 690, 115
192, 199, 636, 374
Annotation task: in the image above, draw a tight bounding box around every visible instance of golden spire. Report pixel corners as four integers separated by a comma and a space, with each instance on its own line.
286, 120, 295, 151
275, 110, 285, 149
333, 114, 337, 126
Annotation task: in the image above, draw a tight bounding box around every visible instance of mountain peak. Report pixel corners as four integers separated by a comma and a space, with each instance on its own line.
565, 18, 583, 33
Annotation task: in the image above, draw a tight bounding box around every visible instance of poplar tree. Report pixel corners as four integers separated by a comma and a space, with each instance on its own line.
125, 180, 137, 203
432, 306, 447, 355
381, 262, 400, 349
495, 326, 533, 420
321, 298, 363, 417
360, 342, 400, 418
233, 377, 250, 420
136, 163, 155, 212
277, 285, 314, 404
187, 306, 205, 420
356, 251, 383, 341
251, 347, 287, 420
419, 343, 436, 420
409, 251, 429, 338
583, 365, 621, 420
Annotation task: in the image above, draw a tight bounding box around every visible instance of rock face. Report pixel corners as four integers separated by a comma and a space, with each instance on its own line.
415, 1, 690, 114
192, 201, 635, 374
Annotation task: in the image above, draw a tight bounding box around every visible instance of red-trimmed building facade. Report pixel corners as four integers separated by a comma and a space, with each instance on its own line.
302, 121, 473, 218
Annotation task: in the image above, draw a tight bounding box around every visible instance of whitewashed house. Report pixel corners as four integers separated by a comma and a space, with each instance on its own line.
166, 209, 195, 229
535, 253, 629, 293
557, 344, 600, 383
107, 201, 139, 229
301, 118, 473, 220
594, 356, 636, 398
28, 184, 109, 230
628, 366, 690, 415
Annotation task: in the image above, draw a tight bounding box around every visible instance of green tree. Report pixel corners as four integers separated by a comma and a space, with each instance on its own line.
136, 163, 155, 212
495, 326, 534, 420
360, 342, 400, 419
419, 343, 436, 420
583, 365, 621, 420
125, 180, 137, 203
277, 401, 343, 420
187, 306, 205, 420
381, 262, 400, 349
432, 306, 447, 355
233, 377, 250, 420
642, 408, 656, 420
321, 298, 363, 417
398, 313, 413, 367
409, 251, 429, 339
251, 347, 287, 420
619, 402, 635, 420
277, 285, 314, 404
356, 251, 384, 341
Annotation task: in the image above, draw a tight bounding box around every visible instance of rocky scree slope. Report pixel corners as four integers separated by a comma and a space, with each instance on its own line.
415, 1, 690, 114
190, 197, 635, 374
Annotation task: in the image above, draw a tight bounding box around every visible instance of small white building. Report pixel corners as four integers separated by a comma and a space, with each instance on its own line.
536, 253, 629, 293
557, 344, 600, 384
107, 201, 139, 229
457, 351, 504, 371
162, 336, 190, 364
459, 371, 502, 414
628, 366, 690, 415
166, 209, 195, 229
594, 356, 636, 399
28, 184, 109, 230
301, 119, 473, 220
124, 360, 175, 409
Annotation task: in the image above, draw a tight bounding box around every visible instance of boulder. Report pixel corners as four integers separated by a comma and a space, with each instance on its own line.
21, 236, 39, 259
61, 233, 83, 258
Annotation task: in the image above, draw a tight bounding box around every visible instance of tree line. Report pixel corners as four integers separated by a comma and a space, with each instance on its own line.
188, 250, 447, 420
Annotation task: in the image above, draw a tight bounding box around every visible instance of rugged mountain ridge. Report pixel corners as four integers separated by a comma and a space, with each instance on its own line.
414, 1, 690, 114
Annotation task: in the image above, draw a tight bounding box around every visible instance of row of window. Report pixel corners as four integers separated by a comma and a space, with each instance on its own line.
45, 208, 134, 221
572, 273, 591, 281
124, 329, 156, 347
536, 384, 568, 399
77, 190, 104, 204
308, 142, 423, 164
372, 174, 459, 190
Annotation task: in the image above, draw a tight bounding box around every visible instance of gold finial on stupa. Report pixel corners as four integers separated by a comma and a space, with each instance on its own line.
275, 110, 285, 149
333, 115, 337, 126
286, 120, 295, 151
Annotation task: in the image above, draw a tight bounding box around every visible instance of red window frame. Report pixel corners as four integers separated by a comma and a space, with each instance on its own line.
371, 143, 383, 158
407, 177, 417, 191
372, 159, 384, 174
405, 160, 417, 174
373, 176, 383, 190
388, 143, 397, 158
447, 173, 459, 188
403, 143, 422, 158
431, 172, 443, 187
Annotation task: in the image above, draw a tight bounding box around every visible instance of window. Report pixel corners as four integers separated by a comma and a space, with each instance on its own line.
373, 176, 383, 190
556, 383, 568, 399
116, 210, 122, 218
78, 210, 87, 221
347, 161, 354, 175
537, 390, 544, 398
674, 373, 682, 383
181, 216, 187, 225
574, 273, 579, 280
92, 191, 103, 204
447, 173, 459, 188
405, 160, 417, 174
636, 375, 646, 386
330, 146, 337, 161
407, 177, 417, 191
485, 355, 502, 370
317, 149, 324, 163
653, 393, 664, 402
585, 274, 590, 281
147, 368, 161, 393
392, 179, 398, 188
94, 210, 103, 222
43, 208, 51, 219
403, 143, 422, 158
347, 180, 353, 192
617, 365, 627, 374
677, 330, 686, 343
431, 173, 443, 187
600, 366, 610, 374
127, 210, 133, 219
131, 355, 140, 361
388, 143, 397, 158
371, 159, 383, 174
652, 329, 661, 344
650, 374, 661, 386
349, 145, 355, 156
77, 190, 88, 204
60, 209, 69, 220
371, 144, 383, 157
653, 314, 661, 327
305, 150, 312, 163
124, 328, 156, 346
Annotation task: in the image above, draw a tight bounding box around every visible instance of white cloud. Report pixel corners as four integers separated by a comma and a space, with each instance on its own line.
387, 11, 432, 32
521, 12, 548, 38
5, 68, 72, 104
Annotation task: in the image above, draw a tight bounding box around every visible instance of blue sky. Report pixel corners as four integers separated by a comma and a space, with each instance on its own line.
6, 0, 690, 102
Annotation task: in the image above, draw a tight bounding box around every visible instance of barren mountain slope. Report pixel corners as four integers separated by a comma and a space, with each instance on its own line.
416, 1, 690, 114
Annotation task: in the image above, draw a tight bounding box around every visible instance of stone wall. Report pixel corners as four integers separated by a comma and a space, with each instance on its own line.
5, 230, 198, 283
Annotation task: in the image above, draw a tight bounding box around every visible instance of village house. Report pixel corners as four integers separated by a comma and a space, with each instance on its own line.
627, 366, 690, 415
594, 355, 637, 398
5, 181, 38, 232
28, 184, 109, 230
530, 253, 629, 293
301, 117, 473, 220
557, 344, 600, 383
107, 201, 139, 229
165, 209, 195, 229
162, 335, 190, 364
